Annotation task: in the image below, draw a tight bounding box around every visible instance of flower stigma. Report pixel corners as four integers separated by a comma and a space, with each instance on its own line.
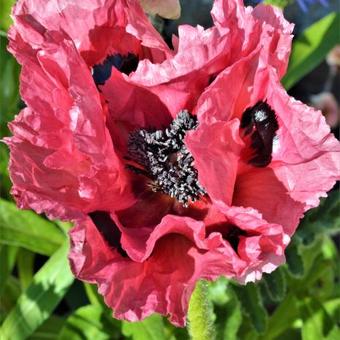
127, 111, 206, 206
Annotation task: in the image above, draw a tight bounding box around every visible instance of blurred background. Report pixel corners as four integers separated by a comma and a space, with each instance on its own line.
0, 1, 339, 339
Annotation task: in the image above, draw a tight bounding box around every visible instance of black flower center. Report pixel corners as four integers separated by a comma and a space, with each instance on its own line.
240, 101, 279, 167
127, 111, 206, 206
92, 53, 139, 85
225, 226, 247, 252
89, 211, 127, 257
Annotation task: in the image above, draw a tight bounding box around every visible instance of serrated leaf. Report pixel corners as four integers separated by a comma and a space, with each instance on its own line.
233, 283, 268, 334
209, 276, 229, 306
0, 241, 74, 340
58, 305, 120, 340
282, 12, 340, 90
262, 268, 287, 303
222, 289, 242, 340
298, 191, 340, 245
324, 298, 340, 323
285, 240, 304, 278
122, 315, 166, 340
261, 294, 300, 340
0, 199, 65, 256
300, 298, 338, 340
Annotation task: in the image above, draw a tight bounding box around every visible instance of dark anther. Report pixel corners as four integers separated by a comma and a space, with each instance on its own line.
89, 211, 128, 257
240, 101, 279, 167
225, 226, 247, 253
126, 110, 206, 206
92, 53, 139, 85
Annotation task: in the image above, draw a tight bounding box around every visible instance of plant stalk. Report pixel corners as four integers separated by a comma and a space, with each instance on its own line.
187, 280, 216, 340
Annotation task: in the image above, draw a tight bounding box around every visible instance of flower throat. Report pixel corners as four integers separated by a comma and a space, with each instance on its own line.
127, 111, 206, 206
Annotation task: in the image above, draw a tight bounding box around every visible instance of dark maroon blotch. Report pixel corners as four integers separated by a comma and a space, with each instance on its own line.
241, 101, 279, 167
89, 211, 128, 257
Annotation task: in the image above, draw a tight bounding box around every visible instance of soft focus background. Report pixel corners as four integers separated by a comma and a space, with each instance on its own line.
0, 1, 339, 339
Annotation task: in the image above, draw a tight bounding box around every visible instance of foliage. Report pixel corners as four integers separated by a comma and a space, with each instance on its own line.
0, 1, 339, 340
282, 12, 340, 90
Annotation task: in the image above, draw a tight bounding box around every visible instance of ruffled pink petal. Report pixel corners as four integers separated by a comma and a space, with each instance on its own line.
5, 35, 134, 219
185, 119, 244, 207
69, 204, 290, 326
195, 48, 339, 232
127, 0, 291, 116
130, 24, 230, 87
251, 4, 293, 78
100, 67, 172, 152
215, 205, 290, 283
195, 48, 267, 123
264, 72, 340, 211
69, 214, 234, 327
9, 0, 171, 66
140, 0, 181, 19
233, 167, 305, 235
211, 0, 293, 78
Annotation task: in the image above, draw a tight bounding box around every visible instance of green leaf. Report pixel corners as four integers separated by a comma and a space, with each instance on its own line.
122, 315, 166, 340
30, 316, 65, 340
262, 268, 287, 303
233, 283, 268, 334
0, 199, 65, 256
324, 298, 340, 323
0, 241, 74, 340
58, 305, 120, 340
0, 0, 16, 31
0, 36, 20, 137
209, 276, 229, 306
0, 245, 17, 296
263, 0, 292, 9
221, 289, 242, 340
209, 278, 242, 340
300, 298, 338, 340
282, 12, 340, 90
17, 249, 35, 290
285, 240, 304, 278
297, 191, 340, 245
261, 294, 300, 340
0, 144, 11, 199
0, 276, 21, 322
84, 283, 109, 311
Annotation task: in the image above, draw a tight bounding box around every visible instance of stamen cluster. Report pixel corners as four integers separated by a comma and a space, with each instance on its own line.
127, 111, 206, 205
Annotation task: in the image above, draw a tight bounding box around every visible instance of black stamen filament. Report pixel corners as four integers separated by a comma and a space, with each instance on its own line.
127, 111, 206, 206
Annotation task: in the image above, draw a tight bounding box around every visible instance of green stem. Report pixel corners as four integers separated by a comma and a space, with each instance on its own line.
187, 280, 216, 340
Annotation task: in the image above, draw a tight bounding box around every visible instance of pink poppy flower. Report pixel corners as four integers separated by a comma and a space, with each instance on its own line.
5, 0, 340, 327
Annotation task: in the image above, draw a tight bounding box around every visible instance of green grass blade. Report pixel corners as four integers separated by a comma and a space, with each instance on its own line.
0, 199, 65, 256
282, 12, 340, 90
58, 305, 120, 340
0, 241, 74, 340
17, 249, 35, 290
0, 245, 17, 296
